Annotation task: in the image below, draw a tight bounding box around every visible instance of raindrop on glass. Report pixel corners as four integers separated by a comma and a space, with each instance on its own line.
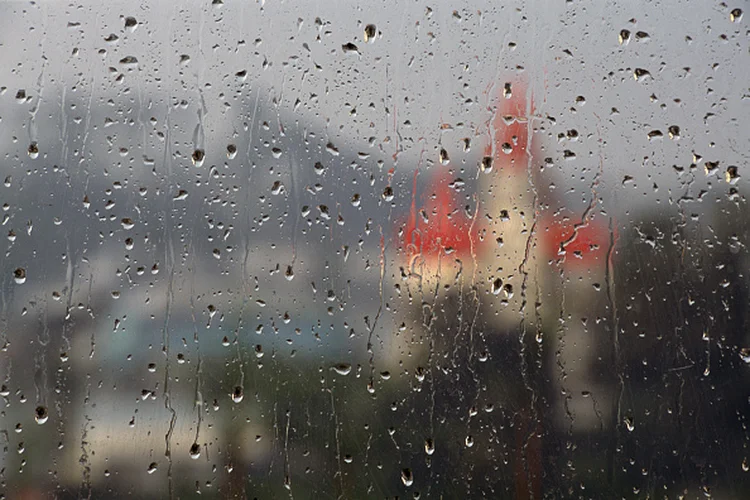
232, 386, 244, 403
34, 406, 48, 425
13, 268, 26, 284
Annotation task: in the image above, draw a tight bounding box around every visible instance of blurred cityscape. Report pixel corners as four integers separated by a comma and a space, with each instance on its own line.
0, 1, 749, 499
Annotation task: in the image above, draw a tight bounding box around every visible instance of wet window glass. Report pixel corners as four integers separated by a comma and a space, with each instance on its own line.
1, 1, 749, 498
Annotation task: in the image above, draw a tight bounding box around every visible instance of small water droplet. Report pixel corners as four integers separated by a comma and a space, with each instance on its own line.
730, 8, 743, 22
424, 438, 435, 455
147, 462, 158, 474
342, 42, 359, 55
705, 161, 720, 176
647, 130, 663, 141
232, 386, 244, 403
364, 24, 377, 43
124, 16, 138, 31
271, 181, 285, 195
34, 406, 48, 424
382, 186, 394, 202
465, 435, 474, 447
27, 143, 39, 159
503, 283, 513, 298
192, 149, 205, 167
624, 416, 635, 432
633, 68, 651, 81
480, 156, 493, 173
13, 268, 26, 284
726, 166, 740, 184
439, 148, 450, 165
619, 29, 631, 45
119, 56, 138, 69
332, 363, 352, 376
227, 144, 237, 159
189, 443, 201, 460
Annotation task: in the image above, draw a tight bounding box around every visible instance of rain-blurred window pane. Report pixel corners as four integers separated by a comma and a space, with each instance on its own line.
1, 1, 749, 498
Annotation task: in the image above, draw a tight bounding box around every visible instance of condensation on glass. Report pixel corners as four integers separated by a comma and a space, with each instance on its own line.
0, 1, 748, 498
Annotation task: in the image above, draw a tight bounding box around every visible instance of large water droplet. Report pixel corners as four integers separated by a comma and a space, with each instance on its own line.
401, 468, 413, 487
232, 386, 244, 403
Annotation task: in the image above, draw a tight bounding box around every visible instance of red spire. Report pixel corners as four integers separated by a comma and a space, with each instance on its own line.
484, 78, 533, 169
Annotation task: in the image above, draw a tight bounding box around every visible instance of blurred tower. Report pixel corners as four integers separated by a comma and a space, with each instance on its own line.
477, 78, 538, 330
